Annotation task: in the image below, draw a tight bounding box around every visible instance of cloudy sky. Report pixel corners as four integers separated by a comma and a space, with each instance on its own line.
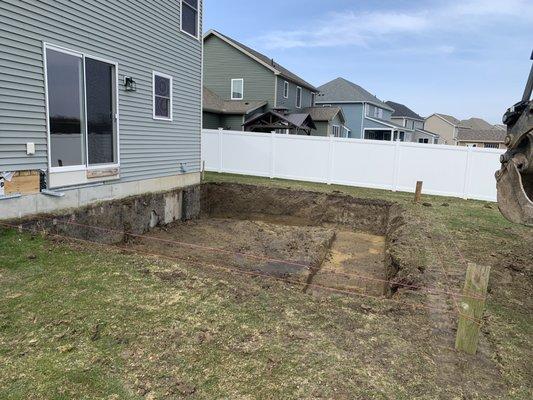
204, 0, 532, 123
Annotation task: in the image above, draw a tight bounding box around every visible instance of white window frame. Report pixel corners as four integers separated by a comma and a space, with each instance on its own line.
332, 125, 340, 137
296, 86, 302, 109
43, 42, 120, 174
231, 78, 244, 100
180, 0, 200, 40
153, 71, 173, 121
283, 81, 289, 98
363, 128, 394, 141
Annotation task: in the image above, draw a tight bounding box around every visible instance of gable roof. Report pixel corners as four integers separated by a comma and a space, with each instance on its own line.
243, 110, 317, 130
203, 87, 267, 115
459, 117, 494, 130
315, 77, 394, 111
204, 30, 318, 91
302, 106, 345, 123
429, 113, 461, 126
385, 101, 423, 120
457, 128, 506, 143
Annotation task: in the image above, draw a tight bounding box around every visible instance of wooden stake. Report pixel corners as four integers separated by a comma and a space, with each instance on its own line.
455, 263, 491, 355
414, 181, 423, 203
201, 161, 205, 181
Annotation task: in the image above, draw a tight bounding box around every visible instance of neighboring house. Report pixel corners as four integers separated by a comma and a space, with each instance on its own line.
203, 87, 267, 131
386, 101, 440, 144
316, 78, 408, 141
303, 107, 347, 137
424, 113, 462, 145
456, 128, 507, 149
0, 0, 203, 216
203, 30, 334, 135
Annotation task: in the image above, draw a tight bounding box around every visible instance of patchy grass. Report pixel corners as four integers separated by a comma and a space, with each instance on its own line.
1, 172, 531, 399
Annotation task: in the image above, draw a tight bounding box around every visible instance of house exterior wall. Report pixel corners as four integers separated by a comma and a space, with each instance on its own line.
457, 141, 506, 149
203, 35, 276, 107
221, 114, 245, 131
413, 131, 437, 144
311, 121, 329, 136
365, 104, 393, 120
275, 76, 314, 112
424, 115, 456, 145
0, 0, 203, 183
203, 112, 222, 130
317, 103, 364, 139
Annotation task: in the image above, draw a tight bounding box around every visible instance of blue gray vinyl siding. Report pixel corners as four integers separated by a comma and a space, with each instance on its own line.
365, 104, 393, 120
317, 103, 364, 139
203, 35, 275, 107
362, 118, 394, 131
311, 122, 329, 137
275, 76, 314, 112
0, 0, 202, 181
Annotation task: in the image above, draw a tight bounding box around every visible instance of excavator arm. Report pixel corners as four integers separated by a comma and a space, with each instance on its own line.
496, 53, 533, 226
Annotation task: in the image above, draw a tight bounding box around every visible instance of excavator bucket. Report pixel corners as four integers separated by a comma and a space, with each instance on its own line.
496, 56, 533, 226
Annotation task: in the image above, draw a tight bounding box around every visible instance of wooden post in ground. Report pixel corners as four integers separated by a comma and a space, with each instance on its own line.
414, 181, 423, 203
201, 161, 205, 181
455, 263, 491, 355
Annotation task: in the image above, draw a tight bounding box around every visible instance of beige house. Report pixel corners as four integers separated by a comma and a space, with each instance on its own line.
456, 128, 507, 149
424, 113, 461, 145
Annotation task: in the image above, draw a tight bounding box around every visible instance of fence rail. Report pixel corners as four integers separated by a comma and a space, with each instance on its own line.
201, 129, 504, 202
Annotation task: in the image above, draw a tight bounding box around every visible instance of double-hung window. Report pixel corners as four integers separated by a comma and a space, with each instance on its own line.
153, 72, 173, 120
283, 81, 289, 98
181, 0, 199, 38
332, 125, 340, 137
45, 44, 118, 172
231, 79, 244, 100
296, 86, 302, 108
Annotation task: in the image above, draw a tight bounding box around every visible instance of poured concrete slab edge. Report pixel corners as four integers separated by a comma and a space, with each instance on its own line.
0, 172, 201, 221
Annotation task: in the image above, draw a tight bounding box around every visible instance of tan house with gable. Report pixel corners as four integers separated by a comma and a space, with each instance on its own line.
424, 113, 461, 145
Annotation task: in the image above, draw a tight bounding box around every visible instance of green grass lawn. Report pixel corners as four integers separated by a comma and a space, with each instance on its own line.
1, 172, 531, 399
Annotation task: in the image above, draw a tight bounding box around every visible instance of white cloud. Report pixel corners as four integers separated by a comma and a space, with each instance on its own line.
254, 0, 533, 50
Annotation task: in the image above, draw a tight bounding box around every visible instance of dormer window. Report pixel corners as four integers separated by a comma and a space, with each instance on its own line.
231, 78, 244, 100
181, 0, 199, 39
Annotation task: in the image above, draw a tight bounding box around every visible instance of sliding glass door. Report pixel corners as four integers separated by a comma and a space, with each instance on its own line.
85, 58, 117, 165
46, 49, 85, 168
45, 46, 118, 171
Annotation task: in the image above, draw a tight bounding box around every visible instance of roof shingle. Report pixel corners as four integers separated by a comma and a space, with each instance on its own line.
457, 128, 506, 142
203, 87, 267, 115
385, 101, 423, 120
316, 78, 393, 111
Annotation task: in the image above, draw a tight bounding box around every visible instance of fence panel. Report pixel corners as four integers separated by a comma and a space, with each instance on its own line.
201, 129, 504, 201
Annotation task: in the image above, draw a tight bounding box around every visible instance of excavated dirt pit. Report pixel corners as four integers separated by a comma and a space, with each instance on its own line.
126, 183, 403, 297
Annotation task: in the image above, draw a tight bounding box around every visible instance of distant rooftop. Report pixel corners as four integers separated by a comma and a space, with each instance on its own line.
302, 106, 345, 123
386, 101, 423, 120
203, 87, 267, 115
457, 128, 506, 143
316, 78, 393, 111
459, 117, 495, 130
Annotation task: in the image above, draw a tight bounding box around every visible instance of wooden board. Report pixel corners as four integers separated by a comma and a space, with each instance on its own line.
4, 171, 40, 195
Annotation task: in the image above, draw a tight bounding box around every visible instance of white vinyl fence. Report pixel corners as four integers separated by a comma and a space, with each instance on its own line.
201, 129, 505, 202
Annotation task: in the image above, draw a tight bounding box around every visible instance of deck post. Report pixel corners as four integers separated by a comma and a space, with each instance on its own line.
414, 181, 423, 203
455, 263, 491, 355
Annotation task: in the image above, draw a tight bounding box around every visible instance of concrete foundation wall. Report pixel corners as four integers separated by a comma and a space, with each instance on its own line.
0, 172, 201, 221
